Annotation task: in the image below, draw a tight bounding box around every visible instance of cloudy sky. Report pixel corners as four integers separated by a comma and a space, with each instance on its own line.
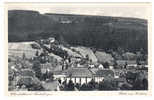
7, 3, 151, 19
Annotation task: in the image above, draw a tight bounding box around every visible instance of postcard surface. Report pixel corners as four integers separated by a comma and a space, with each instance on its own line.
5, 2, 152, 96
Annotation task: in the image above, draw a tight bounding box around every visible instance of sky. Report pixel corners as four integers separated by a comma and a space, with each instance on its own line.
7, 3, 151, 19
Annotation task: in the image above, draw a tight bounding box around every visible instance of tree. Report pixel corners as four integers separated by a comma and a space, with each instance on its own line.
35, 51, 39, 56
98, 80, 116, 90
67, 80, 74, 91
103, 62, 109, 69
132, 79, 144, 90
32, 60, 42, 79
58, 78, 62, 84
136, 57, 141, 65
75, 83, 80, 90
27, 77, 45, 91
22, 53, 26, 60
142, 78, 148, 90
131, 72, 148, 90
88, 79, 96, 89
85, 54, 89, 61
117, 47, 124, 56
47, 72, 54, 81
8, 58, 11, 62
120, 83, 132, 90
126, 71, 137, 84
124, 62, 127, 69
80, 83, 88, 91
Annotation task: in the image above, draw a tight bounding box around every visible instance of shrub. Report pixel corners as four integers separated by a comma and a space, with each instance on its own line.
98, 80, 117, 91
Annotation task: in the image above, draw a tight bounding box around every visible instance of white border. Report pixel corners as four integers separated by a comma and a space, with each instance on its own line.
0, 0, 154, 100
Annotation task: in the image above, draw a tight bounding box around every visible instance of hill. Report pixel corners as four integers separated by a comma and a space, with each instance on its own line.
8, 10, 148, 52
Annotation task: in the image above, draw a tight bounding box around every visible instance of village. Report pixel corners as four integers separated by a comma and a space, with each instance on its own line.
8, 37, 148, 91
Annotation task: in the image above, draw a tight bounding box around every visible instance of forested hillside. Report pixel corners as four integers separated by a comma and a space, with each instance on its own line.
8, 10, 148, 52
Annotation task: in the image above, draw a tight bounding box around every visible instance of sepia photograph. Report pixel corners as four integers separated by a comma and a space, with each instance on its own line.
6, 2, 151, 94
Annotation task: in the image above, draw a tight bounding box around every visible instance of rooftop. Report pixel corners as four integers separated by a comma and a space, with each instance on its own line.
116, 60, 137, 66
89, 68, 99, 74
94, 69, 114, 77
63, 67, 93, 78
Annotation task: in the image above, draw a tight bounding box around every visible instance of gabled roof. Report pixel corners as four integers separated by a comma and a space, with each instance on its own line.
116, 60, 137, 66
94, 69, 114, 77
63, 67, 93, 78
126, 61, 137, 65
90, 68, 99, 74
139, 61, 148, 65
53, 71, 66, 75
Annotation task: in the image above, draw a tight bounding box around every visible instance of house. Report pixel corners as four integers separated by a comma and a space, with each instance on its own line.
116, 60, 127, 67
138, 61, 148, 65
62, 67, 93, 85
116, 60, 137, 69
109, 66, 114, 69
53, 71, 68, 82
98, 64, 104, 69
113, 69, 127, 78
88, 64, 95, 68
93, 69, 114, 83
126, 61, 137, 68
48, 37, 55, 43
137, 61, 148, 69
90, 68, 99, 74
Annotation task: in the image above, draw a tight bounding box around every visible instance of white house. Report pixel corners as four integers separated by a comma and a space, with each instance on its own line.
61, 67, 93, 85
98, 64, 104, 69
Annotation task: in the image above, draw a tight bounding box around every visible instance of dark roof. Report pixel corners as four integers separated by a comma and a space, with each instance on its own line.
126, 61, 137, 65
94, 69, 114, 77
116, 60, 137, 66
63, 67, 93, 78
139, 61, 148, 65
53, 71, 66, 75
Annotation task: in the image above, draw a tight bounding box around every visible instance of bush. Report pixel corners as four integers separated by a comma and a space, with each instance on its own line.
8, 58, 11, 62
120, 83, 132, 90
98, 80, 117, 91
142, 78, 148, 90
63, 80, 74, 91
80, 82, 96, 91
32, 60, 42, 79
132, 78, 148, 90
80, 83, 88, 91
31, 43, 41, 49
17, 77, 45, 91
88, 79, 96, 89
